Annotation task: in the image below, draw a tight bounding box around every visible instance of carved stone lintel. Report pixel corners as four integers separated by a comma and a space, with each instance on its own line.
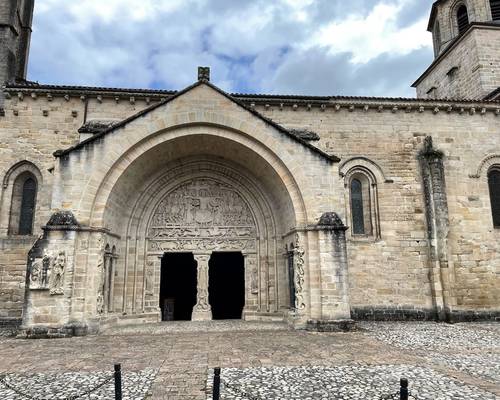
192, 254, 212, 321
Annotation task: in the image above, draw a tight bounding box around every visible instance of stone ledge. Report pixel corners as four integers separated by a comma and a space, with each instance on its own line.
352, 307, 438, 321
17, 322, 90, 339
306, 319, 357, 332
448, 310, 500, 322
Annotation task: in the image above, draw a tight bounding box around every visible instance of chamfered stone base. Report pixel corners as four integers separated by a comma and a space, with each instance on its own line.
306, 319, 357, 332
191, 308, 213, 321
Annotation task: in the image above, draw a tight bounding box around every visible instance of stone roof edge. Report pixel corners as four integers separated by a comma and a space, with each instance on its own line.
3, 83, 499, 107
53, 81, 340, 163
484, 87, 500, 101
412, 22, 500, 88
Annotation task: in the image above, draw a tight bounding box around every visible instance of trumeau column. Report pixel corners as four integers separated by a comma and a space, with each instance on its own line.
191, 254, 212, 321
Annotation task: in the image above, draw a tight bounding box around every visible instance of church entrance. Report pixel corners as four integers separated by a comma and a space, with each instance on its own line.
208, 252, 245, 319
159, 253, 197, 321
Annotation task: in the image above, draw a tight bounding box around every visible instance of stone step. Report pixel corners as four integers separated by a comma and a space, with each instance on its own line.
101, 319, 292, 336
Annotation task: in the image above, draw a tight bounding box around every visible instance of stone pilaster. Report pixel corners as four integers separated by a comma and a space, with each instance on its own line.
419, 136, 455, 321
191, 254, 212, 321
306, 212, 355, 332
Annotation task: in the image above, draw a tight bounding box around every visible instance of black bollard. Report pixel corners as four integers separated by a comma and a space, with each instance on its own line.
213, 367, 221, 400
400, 378, 409, 400
114, 364, 123, 400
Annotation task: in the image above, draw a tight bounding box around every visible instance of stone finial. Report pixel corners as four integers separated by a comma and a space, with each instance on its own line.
317, 212, 347, 230
198, 66, 210, 82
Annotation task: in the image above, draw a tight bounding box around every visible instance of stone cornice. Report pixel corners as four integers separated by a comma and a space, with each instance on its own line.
2, 84, 499, 118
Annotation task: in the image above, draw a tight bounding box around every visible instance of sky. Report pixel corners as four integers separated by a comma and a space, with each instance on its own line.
28, 0, 435, 97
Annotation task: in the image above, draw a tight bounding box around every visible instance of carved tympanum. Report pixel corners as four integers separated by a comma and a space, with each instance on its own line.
148, 179, 256, 252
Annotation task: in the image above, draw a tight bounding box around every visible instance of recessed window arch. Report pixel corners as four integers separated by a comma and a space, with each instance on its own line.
9, 171, 38, 235
491, 0, 500, 20
345, 168, 380, 239
487, 168, 500, 228
2, 161, 42, 236
456, 4, 469, 34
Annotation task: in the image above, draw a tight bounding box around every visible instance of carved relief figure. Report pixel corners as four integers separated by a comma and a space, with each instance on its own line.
148, 179, 257, 252
293, 234, 306, 310
95, 236, 106, 313
30, 250, 52, 290
248, 257, 259, 294
145, 260, 154, 295
49, 251, 66, 295
193, 255, 211, 311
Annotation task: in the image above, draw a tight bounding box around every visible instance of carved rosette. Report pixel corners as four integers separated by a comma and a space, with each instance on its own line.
293, 234, 306, 311
148, 179, 257, 253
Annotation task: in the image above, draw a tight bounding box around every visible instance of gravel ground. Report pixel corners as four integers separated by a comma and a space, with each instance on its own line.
359, 322, 500, 384
207, 365, 497, 400
0, 369, 157, 400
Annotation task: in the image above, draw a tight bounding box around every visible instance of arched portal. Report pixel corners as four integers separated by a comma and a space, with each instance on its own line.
99, 131, 303, 322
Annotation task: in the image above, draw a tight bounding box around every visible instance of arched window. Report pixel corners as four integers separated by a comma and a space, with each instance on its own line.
488, 169, 500, 227
457, 5, 469, 34
491, 0, 500, 20
351, 179, 365, 234
9, 171, 38, 235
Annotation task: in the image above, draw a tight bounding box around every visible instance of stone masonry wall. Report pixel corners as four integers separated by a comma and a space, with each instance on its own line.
1, 87, 499, 322
257, 101, 500, 318
0, 94, 156, 320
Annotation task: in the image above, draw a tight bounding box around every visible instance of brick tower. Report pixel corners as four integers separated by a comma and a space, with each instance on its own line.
413, 0, 500, 100
0, 0, 35, 85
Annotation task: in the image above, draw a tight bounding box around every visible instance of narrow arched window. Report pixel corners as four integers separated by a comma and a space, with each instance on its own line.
488, 169, 500, 228
9, 172, 38, 235
19, 178, 37, 235
457, 5, 469, 34
351, 179, 365, 234
491, 0, 500, 20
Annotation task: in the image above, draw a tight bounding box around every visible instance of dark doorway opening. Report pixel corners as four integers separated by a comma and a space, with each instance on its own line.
208, 252, 245, 319
160, 253, 197, 321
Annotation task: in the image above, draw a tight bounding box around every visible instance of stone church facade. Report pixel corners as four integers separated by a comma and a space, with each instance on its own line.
0, 0, 499, 337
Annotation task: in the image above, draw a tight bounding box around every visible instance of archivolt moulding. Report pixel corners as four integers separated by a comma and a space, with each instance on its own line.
2, 160, 43, 189
339, 156, 393, 184
469, 154, 500, 178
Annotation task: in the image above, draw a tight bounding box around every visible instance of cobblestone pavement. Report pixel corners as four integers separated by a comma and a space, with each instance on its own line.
0, 321, 498, 399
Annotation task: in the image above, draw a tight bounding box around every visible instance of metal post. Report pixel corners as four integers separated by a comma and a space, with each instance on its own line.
114, 364, 123, 400
400, 378, 408, 400
213, 367, 221, 400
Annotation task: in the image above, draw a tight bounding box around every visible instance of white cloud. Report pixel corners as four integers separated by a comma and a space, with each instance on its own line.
309, 1, 429, 64
29, 0, 434, 96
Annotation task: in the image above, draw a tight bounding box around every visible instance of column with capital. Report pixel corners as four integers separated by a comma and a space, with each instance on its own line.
191, 254, 212, 321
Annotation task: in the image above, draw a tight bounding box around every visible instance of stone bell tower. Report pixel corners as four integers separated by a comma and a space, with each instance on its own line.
413, 0, 500, 100
0, 0, 35, 85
